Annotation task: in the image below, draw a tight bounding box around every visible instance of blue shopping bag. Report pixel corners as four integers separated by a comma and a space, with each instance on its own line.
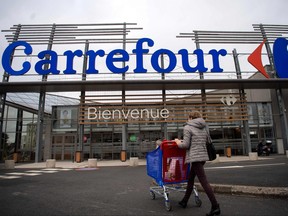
146, 147, 163, 185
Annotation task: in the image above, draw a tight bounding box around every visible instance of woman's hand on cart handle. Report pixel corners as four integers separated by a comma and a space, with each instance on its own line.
174, 138, 183, 145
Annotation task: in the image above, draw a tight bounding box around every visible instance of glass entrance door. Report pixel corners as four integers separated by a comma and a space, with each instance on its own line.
51, 134, 76, 160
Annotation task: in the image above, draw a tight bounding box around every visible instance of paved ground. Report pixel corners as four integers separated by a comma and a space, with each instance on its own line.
200, 155, 288, 198
1, 155, 288, 192
0, 155, 288, 216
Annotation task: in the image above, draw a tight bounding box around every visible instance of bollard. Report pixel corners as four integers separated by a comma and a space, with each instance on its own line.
75, 151, 82, 163
249, 152, 258, 161
286, 150, 288, 159
5, 160, 15, 169
46, 159, 56, 168
120, 150, 127, 162
13, 152, 19, 163
129, 157, 139, 166
88, 158, 97, 168
225, 146, 232, 157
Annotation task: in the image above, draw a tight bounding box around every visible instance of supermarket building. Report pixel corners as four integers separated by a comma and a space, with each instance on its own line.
0, 23, 288, 163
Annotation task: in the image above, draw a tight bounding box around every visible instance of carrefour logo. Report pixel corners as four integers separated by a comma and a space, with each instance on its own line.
273, 38, 288, 78
1, 38, 227, 76
220, 95, 237, 106
248, 37, 288, 78
1, 37, 287, 77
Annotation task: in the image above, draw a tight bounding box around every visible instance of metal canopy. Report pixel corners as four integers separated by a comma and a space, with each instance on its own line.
2, 23, 142, 44
1, 79, 287, 93
177, 24, 287, 44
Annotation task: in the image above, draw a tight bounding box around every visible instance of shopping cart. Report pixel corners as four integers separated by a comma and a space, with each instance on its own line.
146, 140, 202, 211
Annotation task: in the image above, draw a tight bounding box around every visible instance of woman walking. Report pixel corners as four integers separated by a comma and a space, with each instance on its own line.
175, 111, 220, 216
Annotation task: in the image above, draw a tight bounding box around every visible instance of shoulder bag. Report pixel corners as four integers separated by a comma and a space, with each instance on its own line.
205, 128, 217, 161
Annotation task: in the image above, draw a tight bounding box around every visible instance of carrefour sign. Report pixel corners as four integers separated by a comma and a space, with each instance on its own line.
2, 37, 288, 77
271, 38, 288, 78
248, 38, 288, 78
1, 38, 227, 75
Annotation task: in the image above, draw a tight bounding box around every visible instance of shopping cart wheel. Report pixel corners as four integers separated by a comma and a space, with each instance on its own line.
150, 191, 155, 200
165, 201, 172, 211
195, 196, 202, 207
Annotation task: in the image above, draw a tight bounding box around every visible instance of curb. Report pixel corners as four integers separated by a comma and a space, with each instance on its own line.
195, 183, 288, 199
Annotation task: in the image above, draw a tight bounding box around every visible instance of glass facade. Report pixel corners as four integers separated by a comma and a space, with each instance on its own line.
247, 102, 275, 152
0, 93, 79, 161
0, 93, 278, 162
1, 105, 38, 161
48, 101, 276, 161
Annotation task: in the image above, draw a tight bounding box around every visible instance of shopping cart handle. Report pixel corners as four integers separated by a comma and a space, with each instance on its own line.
161, 140, 178, 149
166, 141, 177, 145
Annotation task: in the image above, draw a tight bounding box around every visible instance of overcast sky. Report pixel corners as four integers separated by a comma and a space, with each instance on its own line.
1, 0, 287, 50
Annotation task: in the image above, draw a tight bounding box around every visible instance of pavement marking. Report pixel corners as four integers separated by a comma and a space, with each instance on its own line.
6, 172, 27, 175
23, 170, 59, 174
42, 168, 72, 171
0, 175, 21, 179
242, 163, 286, 168
206, 162, 286, 170
56, 168, 72, 171
75, 167, 99, 171
26, 170, 43, 173
0, 168, 72, 180
6, 172, 42, 176
22, 173, 42, 176
206, 165, 243, 169
37, 170, 59, 173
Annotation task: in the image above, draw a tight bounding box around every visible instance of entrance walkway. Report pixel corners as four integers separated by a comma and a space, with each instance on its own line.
5, 155, 274, 169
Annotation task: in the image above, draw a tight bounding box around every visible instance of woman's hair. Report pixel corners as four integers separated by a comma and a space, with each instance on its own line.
188, 111, 202, 119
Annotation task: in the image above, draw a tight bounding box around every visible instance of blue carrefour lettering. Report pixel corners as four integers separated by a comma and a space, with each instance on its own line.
1, 38, 230, 76
35, 50, 60, 75
106, 49, 129, 73
86, 50, 105, 74
178, 49, 208, 72
151, 49, 176, 73
273, 37, 288, 78
209, 49, 227, 72
2, 41, 32, 75
132, 38, 154, 73
63, 50, 83, 74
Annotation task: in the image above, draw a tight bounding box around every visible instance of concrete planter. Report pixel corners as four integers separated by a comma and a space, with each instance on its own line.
249, 152, 258, 160
88, 159, 97, 168
129, 157, 139, 166
46, 159, 56, 168
5, 160, 15, 169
